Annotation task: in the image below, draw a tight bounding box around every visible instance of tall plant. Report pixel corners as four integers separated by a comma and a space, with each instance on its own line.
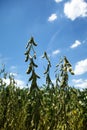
54, 56, 74, 129
55, 56, 74, 88
24, 37, 41, 130
24, 37, 40, 92
42, 52, 53, 89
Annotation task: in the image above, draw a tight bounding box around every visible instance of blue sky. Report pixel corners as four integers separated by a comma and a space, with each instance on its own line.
0, 0, 87, 89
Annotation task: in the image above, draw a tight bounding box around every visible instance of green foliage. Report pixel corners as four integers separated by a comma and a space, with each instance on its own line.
0, 37, 87, 130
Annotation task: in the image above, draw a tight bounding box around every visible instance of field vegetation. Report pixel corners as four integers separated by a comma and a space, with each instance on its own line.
0, 37, 87, 130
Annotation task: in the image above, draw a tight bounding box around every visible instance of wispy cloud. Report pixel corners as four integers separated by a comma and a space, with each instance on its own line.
74, 58, 87, 75
10, 66, 17, 70
82, 38, 87, 44
0, 55, 10, 64
70, 40, 81, 49
72, 78, 87, 89
64, 0, 87, 20
54, 0, 63, 3
52, 49, 60, 56
48, 13, 57, 22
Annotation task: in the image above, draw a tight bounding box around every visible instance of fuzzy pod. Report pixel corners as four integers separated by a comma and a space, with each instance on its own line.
26, 66, 32, 74
33, 41, 37, 46
25, 55, 29, 62
32, 61, 38, 68
24, 50, 30, 55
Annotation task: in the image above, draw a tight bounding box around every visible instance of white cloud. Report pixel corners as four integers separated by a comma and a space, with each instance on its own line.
74, 58, 87, 75
2, 78, 10, 86
70, 40, 81, 48
2, 72, 26, 88
48, 13, 57, 22
64, 0, 87, 20
10, 72, 18, 77
16, 79, 26, 88
54, 0, 63, 3
3, 78, 26, 88
52, 49, 60, 56
72, 79, 87, 89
